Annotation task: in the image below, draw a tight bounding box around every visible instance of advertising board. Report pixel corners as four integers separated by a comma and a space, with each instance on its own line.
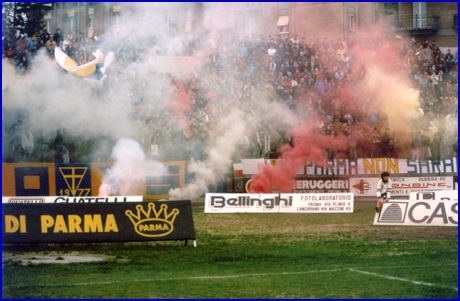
294, 177, 349, 193
238, 157, 458, 176
2, 200, 196, 243
350, 176, 454, 197
373, 200, 457, 226
205, 193, 354, 213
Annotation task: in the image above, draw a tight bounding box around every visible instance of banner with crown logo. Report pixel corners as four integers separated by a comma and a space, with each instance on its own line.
2, 200, 196, 244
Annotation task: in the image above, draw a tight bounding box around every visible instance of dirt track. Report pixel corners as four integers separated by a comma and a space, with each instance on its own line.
2, 251, 113, 265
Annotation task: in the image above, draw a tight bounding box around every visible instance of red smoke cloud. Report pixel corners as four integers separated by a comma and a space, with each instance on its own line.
250, 114, 349, 193
169, 79, 194, 129
249, 32, 420, 193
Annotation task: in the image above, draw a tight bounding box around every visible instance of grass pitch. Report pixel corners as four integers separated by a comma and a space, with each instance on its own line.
2, 203, 458, 298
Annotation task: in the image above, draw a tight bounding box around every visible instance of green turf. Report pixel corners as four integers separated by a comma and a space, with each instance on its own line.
2, 204, 458, 298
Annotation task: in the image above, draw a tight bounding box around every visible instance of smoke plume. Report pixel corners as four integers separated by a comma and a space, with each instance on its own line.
249, 30, 422, 193
98, 138, 148, 196
169, 109, 249, 200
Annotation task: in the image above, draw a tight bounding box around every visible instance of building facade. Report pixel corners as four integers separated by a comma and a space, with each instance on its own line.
395, 2, 458, 46
41, 2, 457, 46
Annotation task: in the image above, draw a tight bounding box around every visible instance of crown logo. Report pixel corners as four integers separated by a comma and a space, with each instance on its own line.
125, 202, 180, 237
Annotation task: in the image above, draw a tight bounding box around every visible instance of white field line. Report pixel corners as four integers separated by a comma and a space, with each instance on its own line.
2, 264, 458, 290
1, 268, 345, 289
349, 268, 458, 291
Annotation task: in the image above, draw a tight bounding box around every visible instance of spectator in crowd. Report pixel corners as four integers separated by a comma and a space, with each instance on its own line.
13, 45, 25, 61
3, 126, 21, 162
268, 44, 276, 57
370, 128, 382, 158
53, 28, 63, 45
5, 47, 14, 60
45, 36, 57, 53
53, 128, 66, 163
21, 127, 34, 161
16, 61, 26, 74
347, 129, 358, 160
26, 35, 38, 52
380, 127, 393, 158
414, 70, 423, 84
3, 35, 15, 52
19, 55, 28, 70
77, 32, 86, 48
40, 29, 51, 44
15, 35, 27, 51
327, 129, 339, 160
62, 35, 77, 60
410, 129, 426, 160
431, 70, 440, 98
90, 31, 101, 46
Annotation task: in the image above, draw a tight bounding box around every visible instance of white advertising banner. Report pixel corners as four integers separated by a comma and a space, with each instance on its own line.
304, 158, 458, 175
350, 176, 454, 197
204, 193, 354, 213
239, 157, 457, 175
373, 200, 458, 226
409, 190, 458, 201
2, 196, 143, 204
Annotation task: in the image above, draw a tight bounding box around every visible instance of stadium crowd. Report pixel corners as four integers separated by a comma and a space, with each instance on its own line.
2, 26, 458, 165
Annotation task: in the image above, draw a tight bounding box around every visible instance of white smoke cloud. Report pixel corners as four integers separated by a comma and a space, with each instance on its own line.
98, 138, 166, 196
168, 109, 249, 200
2, 53, 142, 140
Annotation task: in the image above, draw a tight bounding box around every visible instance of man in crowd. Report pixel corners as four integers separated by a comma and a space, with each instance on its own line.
53, 28, 63, 45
